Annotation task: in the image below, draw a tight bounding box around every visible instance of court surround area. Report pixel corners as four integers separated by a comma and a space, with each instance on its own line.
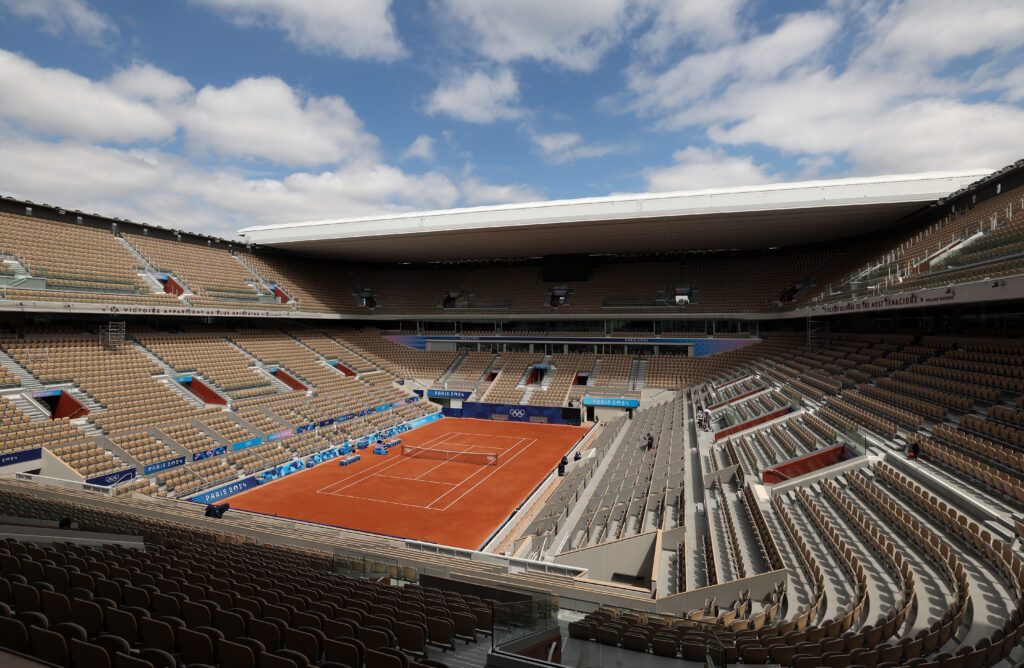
229, 418, 588, 549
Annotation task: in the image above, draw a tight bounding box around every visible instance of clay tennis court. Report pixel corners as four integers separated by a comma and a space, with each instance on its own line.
229, 418, 589, 549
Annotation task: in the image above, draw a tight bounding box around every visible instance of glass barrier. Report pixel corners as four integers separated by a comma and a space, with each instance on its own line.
492, 595, 560, 655
330, 547, 449, 582
492, 594, 729, 667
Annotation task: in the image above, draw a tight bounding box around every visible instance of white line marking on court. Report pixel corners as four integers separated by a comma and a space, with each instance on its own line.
315, 430, 451, 494
327, 493, 446, 510
428, 437, 536, 511
376, 474, 455, 485
313, 428, 546, 511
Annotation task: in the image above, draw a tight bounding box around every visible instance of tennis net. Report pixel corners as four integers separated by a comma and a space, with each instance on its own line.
400, 445, 500, 466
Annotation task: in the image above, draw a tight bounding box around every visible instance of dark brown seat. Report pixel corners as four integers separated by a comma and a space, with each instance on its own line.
250, 617, 282, 651
651, 635, 678, 657
367, 646, 409, 668
140, 617, 175, 653
70, 638, 112, 668
29, 625, 68, 666
42, 590, 71, 626
325, 636, 364, 667
71, 597, 104, 638
359, 624, 394, 651
743, 644, 770, 663
258, 651, 298, 668
105, 607, 138, 644
396, 621, 428, 660
450, 612, 476, 644
137, 647, 176, 668
94, 633, 132, 661
178, 626, 214, 665
114, 651, 157, 668
426, 618, 455, 652
276, 647, 310, 667
285, 627, 320, 664
220, 638, 257, 668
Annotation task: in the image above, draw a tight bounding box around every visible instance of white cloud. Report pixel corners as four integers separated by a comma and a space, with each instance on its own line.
637, 0, 745, 56
0, 0, 117, 45
626, 11, 840, 123
644, 147, 778, 192
863, 0, 1024, 68
192, 0, 405, 61
439, 0, 639, 72
184, 77, 378, 166
0, 49, 176, 143
0, 138, 461, 235
401, 135, 436, 162
624, 2, 1024, 181
459, 177, 541, 206
108, 64, 194, 104
529, 131, 617, 163
425, 69, 524, 123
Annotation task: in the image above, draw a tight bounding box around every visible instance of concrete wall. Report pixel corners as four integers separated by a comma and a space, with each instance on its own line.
554, 531, 656, 588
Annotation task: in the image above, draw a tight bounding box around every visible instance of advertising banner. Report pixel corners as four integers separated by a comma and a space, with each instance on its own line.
460, 402, 572, 424
427, 389, 472, 399
193, 446, 227, 461
0, 448, 42, 467
87, 467, 136, 486
190, 476, 258, 504
581, 396, 640, 408
231, 437, 263, 452
144, 456, 185, 474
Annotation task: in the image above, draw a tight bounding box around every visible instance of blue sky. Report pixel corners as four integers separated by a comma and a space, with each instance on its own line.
0, 0, 1021, 237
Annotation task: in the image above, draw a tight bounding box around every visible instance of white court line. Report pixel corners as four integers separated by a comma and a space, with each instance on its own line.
327, 493, 445, 510
427, 437, 537, 511
375, 474, 455, 485
413, 457, 451, 481
315, 430, 452, 494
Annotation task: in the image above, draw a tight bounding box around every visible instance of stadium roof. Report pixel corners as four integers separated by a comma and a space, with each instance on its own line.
239, 170, 991, 262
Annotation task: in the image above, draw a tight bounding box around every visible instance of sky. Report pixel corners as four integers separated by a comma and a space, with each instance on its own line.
0, 0, 1021, 237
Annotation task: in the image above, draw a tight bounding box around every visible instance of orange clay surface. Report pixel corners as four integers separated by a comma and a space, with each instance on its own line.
229, 418, 588, 549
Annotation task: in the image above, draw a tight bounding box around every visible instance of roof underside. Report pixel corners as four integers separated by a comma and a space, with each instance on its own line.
239, 170, 990, 262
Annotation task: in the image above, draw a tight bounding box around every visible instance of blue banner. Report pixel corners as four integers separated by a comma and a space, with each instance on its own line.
190, 476, 258, 504
87, 467, 136, 486
582, 396, 640, 408
0, 448, 42, 467
337, 413, 355, 423
257, 459, 306, 484
152, 273, 168, 281
408, 412, 444, 429
460, 402, 575, 424
144, 456, 185, 474
442, 407, 463, 418
231, 437, 263, 452
427, 389, 472, 399
307, 446, 347, 467
318, 418, 335, 428
175, 376, 193, 383
193, 446, 227, 461
387, 334, 756, 357
413, 389, 423, 397
296, 423, 315, 433
267, 428, 293, 442
30, 389, 61, 398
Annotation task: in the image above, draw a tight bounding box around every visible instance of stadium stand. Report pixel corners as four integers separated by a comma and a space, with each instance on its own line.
0, 162, 1022, 668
